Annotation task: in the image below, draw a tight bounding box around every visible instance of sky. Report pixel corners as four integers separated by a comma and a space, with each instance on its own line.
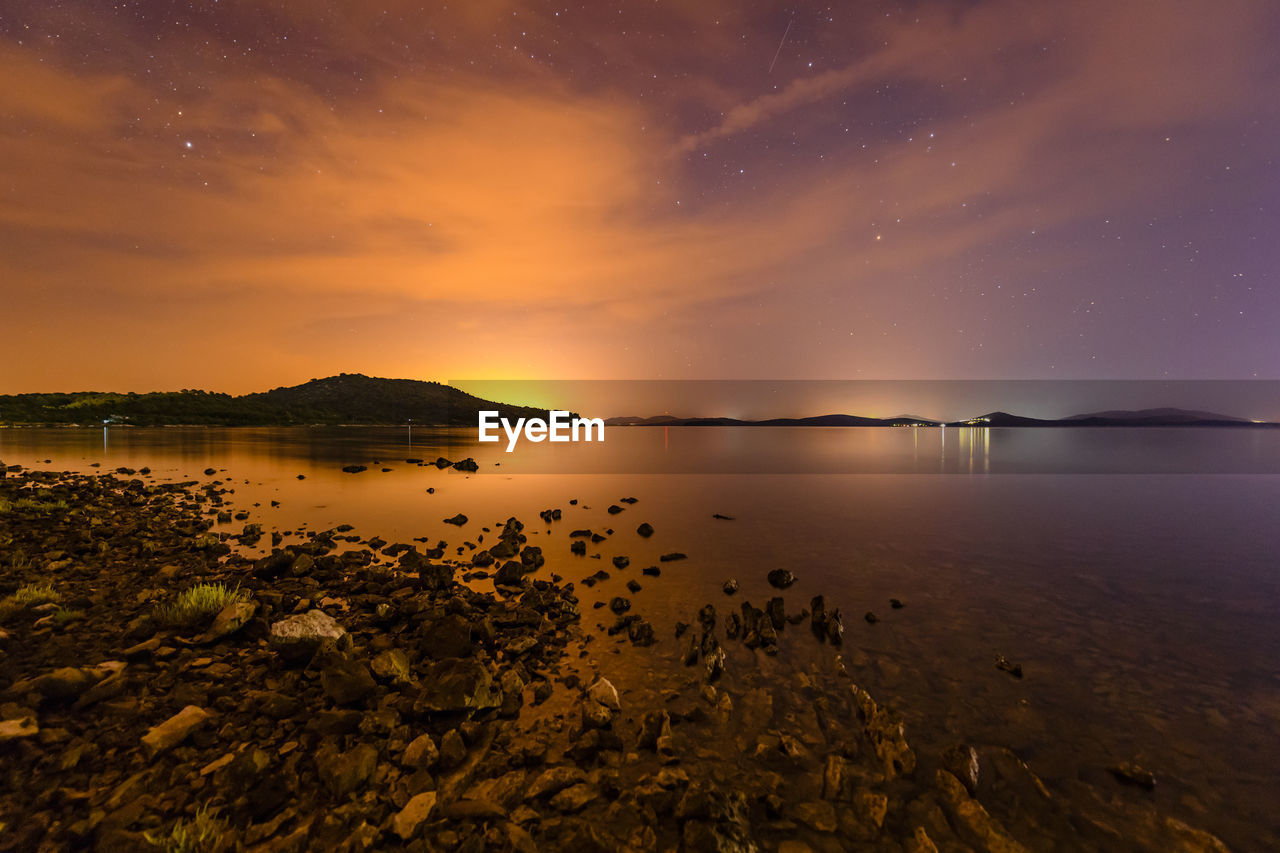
1, 0, 1277, 394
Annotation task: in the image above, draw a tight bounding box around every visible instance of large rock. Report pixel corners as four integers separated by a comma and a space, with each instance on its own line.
268, 610, 348, 662
933, 770, 1029, 853
418, 613, 476, 660
13, 661, 123, 704
413, 659, 502, 713
0, 716, 38, 743
401, 734, 439, 770
767, 568, 796, 589
320, 657, 376, 705
371, 649, 412, 684
526, 766, 587, 799
199, 599, 256, 643
317, 742, 378, 799
393, 792, 438, 840
141, 706, 212, 759
851, 684, 915, 778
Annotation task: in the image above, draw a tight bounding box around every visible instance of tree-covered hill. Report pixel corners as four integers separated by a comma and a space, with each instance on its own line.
0, 374, 549, 426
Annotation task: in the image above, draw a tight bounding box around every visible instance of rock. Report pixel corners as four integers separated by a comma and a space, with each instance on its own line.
659, 552, 687, 562
612, 556, 630, 569
581, 678, 618, 728
638, 710, 674, 756
767, 597, 786, 629
341, 465, 367, 474
995, 655, 1023, 678
418, 613, 476, 660
402, 734, 439, 770
641, 566, 660, 576
0, 716, 38, 742
934, 769, 1030, 853
141, 705, 212, 759
318, 742, 378, 799
794, 801, 837, 832
393, 792, 437, 840
550, 783, 598, 813
608, 597, 631, 614
723, 578, 739, 595
494, 561, 527, 587
320, 656, 376, 705
636, 523, 654, 537
767, 569, 796, 589
852, 788, 889, 832
268, 610, 348, 662
500, 669, 525, 716
607, 504, 624, 514
628, 618, 656, 647
1109, 762, 1156, 790
703, 639, 726, 682
890, 598, 905, 609
526, 766, 588, 799
851, 684, 915, 778
587, 678, 621, 711
864, 611, 879, 624
370, 649, 412, 683
682, 634, 699, 666
438, 729, 467, 769
198, 599, 256, 643
16, 662, 122, 704
444, 513, 468, 526
626, 580, 641, 593
826, 608, 844, 646
413, 659, 501, 713
943, 744, 980, 795
570, 540, 587, 556
452, 457, 479, 472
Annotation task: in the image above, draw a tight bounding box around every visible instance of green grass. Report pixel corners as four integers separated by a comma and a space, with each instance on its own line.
145, 805, 226, 853
0, 496, 70, 514
155, 582, 242, 628
50, 607, 85, 625
0, 582, 61, 621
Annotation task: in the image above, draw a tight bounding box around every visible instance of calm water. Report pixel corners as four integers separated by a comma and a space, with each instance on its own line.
4, 426, 1280, 849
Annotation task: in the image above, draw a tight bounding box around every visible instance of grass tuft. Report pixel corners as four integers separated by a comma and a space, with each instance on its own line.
155, 582, 242, 628
0, 582, 61, 621
50, 606, 85, 625
144, 804, 227, 853
0, 496, 70, 514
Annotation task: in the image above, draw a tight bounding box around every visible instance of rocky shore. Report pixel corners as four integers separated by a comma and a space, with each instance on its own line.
0, 465, 1234, 852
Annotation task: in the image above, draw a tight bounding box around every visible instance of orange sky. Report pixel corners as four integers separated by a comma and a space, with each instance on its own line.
1, 0, 1277, 393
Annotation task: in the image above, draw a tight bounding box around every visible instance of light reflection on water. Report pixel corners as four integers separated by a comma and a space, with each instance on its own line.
3, 426, 1280, 848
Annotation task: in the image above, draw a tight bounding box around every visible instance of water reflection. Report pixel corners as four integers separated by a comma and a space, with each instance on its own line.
1, 427, 1278, 848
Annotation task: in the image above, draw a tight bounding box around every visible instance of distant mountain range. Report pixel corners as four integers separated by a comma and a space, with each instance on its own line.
606, 407, 1271, 428
2, 376, 1271, 428
0, 374, 549, 426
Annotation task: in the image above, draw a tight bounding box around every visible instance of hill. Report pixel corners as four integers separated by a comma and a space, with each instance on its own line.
0, 374, 549, 427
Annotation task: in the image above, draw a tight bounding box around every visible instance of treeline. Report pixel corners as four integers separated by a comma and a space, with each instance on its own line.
0, 374, 549, 427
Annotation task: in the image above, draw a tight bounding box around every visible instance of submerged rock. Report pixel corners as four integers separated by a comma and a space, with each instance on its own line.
767, 569, 796, 589
995, 655, 1023, 678
1109, 762, 1156, 790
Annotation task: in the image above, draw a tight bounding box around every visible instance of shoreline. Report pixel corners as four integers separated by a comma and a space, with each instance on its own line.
0, 467, 1239, 851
